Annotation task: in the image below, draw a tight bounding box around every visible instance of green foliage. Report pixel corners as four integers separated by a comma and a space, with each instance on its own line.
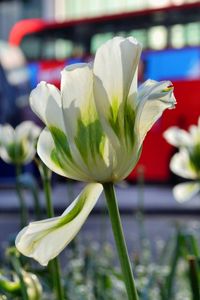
1, 228, 200, 300
189, 143, 200, 174
64, 243, 126, 300
0, 248, 42, 300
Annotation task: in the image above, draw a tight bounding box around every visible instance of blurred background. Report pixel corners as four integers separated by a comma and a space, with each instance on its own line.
0, 0, 200, 228
0, 1, 200, 299
0, 0, 200, 183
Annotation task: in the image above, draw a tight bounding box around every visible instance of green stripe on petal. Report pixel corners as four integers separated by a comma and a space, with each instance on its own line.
74, 118, 106, 165
57, 186, 89, 226
15, 183, 103, 266
93, 37, 141, 146
108, 99, 135, 151
38, 127, 70, 178
49, 126, 73, 162
6, 142, 25, 162
108, 98, 135, 147
38, 128, 92, 181
50, 148, 62, 169
124, 102, 135, 147
189, 143, 200, 174
108, 97, 121, 137
5, 141, 35, 165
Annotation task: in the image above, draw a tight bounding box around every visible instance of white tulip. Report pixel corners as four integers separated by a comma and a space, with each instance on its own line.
16, 37, 176, 265
0, 121, 41, 165
30, 37, 176, 183
173, 182, 200, 203
165, 117, 200, 202
163, 127, 191, 147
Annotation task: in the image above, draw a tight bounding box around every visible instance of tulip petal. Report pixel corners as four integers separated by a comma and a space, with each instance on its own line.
60, 64, 118, 180
163, 127, 191, 147
136, 79, 176, 148
91, 37, 142, 178
37, 127, 94, 181
173, 182, 200, 202
0, 125, 14, 163
21, 144, 37, 165
170, 149, 198, 179
60, 63, 96, 133
29, 81, 64, 130
189, 123, 200, 145
16, 183, 103, 266
94, 36, 141, 108
60, 64, 101, 160
93, 37, 141, 141
0, 147, 12, 163
15, 121, 41, 142
0, 124, 14, 146
39, 126, 117, 183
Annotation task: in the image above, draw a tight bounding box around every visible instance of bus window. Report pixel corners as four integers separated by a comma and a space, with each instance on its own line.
71, 43, 85, 58
91, 32, 114, 54
148, 26, 168, 50
21, 35, 41, 60
55, 39, 74, 60
147, 0, 170, 8
8, 3, 200, 182
170, 24, 185, 48
43, 38, 75, 60
171, 0, 185, 4
130, 29, 147, 49
116, 31, 127, 37
42, 39, 56, 60
185, 22, 200, 46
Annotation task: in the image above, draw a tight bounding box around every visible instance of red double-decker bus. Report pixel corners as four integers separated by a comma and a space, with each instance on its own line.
9, 2, 200, 182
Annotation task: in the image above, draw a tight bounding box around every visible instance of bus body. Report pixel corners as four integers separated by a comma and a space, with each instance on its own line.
8, 3, 200, 182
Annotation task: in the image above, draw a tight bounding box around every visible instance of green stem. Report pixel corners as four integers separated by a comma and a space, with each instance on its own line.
40, 163, 65, 300
103, 183, 139, 300
42, 166, 54, 218
9, 250, 29, 300
31, 186, 42, 219
136, 166, 149, 266
183, 234, 200, 300
15, 164, 28, 228
162, 232, 182, 300
188, 256, 200, 300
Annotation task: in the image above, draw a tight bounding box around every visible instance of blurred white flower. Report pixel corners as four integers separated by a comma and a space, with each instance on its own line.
16, 36, 176, 265
164, 117, 200, 202
0, 121, 41, 165
163, 127, 191, 148
163, 117, 200, 148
